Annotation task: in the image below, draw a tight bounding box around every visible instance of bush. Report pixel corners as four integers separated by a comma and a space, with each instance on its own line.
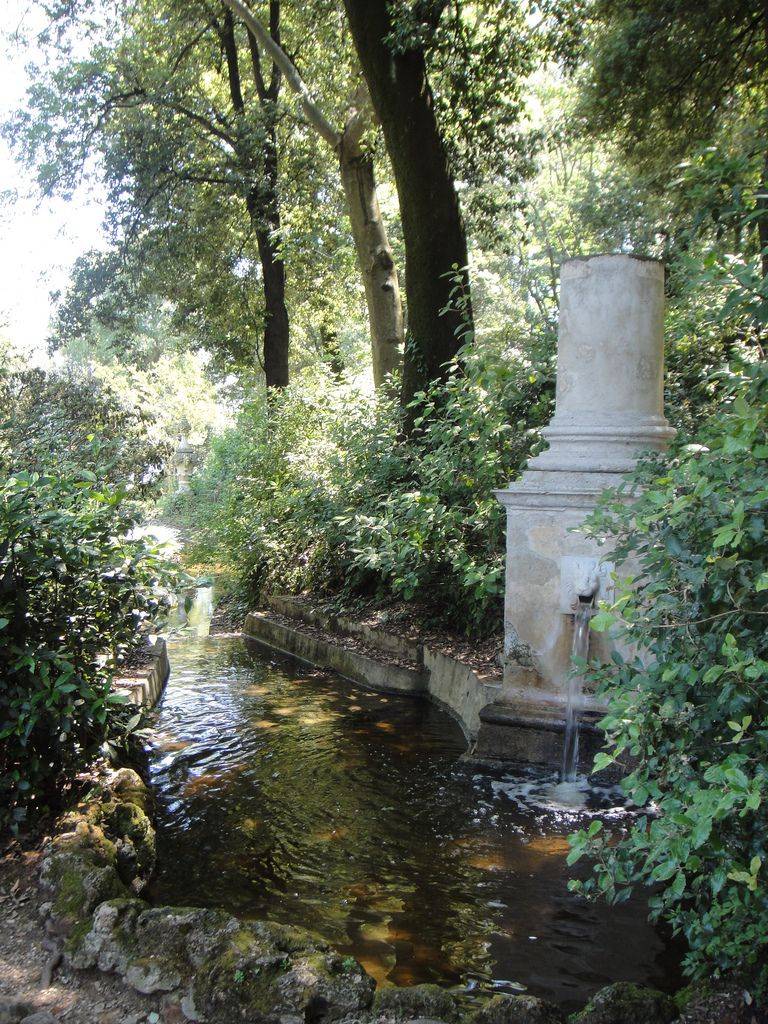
181, 346, 553, 637
0, 366, 171, 494
568, 361, 768, 991
0, 464, 173, 832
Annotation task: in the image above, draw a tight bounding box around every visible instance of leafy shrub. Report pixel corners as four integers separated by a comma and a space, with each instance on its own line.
0, 464, 173, 832
181, 346, 553, 637
0, 366, 171, 494
568, 361, 768, 991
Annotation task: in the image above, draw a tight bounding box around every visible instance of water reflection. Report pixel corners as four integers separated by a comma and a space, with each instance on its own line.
148, 626, 679, 1012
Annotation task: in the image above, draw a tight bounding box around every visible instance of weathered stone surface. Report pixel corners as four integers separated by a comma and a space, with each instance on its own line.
373, 984, 460, 1022
124, 957, 183, 996
104, 767, 151, 810
39, 767, 159, 945
67, 898, 144, 971
192, 919, 374, 1024
0, 999, 34, 1024
570, 982, 677, 1024
488, 254, 676, 768
68, 895, 375, 1022
102, 797, 156, 888
39, 823, 127, 938
471, 994, 566, 1024
19, 1014, 60, 1024
69, 898, 229, 983
399, 1018, 449, 1024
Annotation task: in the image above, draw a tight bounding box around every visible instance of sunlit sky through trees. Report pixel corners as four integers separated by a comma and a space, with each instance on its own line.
0, 1, 107, 361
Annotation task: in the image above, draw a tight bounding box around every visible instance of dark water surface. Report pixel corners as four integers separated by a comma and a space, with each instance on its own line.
148, 615, 679, 1011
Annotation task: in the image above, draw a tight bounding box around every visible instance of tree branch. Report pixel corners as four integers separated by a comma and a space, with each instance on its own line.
246, 26, 268, 100
221, 0, 339, 148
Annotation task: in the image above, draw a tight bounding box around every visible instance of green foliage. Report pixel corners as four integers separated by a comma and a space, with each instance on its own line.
568, 0, 767, 168
0, 359, 180, 831
7, 0, 370, 381
0, 366, 171, 495
0, 464, 174, 832
179, 343, 552, 636
568, 362, 768, 990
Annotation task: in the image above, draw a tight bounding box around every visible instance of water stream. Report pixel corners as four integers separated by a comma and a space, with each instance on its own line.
147, 588, 679, 1012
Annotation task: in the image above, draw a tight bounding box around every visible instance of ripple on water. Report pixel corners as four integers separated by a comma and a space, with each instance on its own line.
147, 629, 680, 1013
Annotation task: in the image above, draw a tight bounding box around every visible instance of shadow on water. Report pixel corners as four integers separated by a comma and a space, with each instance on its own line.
148, 587, 680, 1012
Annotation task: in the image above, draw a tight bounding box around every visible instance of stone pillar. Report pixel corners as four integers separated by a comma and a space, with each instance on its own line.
529, 254, 672, 477
174, 440, 196, 493
477, 255, 674, 767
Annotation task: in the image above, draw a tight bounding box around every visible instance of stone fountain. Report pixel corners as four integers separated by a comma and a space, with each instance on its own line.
474, 254, 675, 771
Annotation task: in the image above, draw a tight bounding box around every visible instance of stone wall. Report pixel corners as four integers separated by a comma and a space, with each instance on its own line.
243, 596, 503, 741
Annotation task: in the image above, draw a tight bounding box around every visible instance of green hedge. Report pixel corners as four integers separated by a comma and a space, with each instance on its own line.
173, 348, 553, 637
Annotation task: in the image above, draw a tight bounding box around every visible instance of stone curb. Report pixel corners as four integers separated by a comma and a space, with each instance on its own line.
114, 636, 170, 708
243, 599, 502, 740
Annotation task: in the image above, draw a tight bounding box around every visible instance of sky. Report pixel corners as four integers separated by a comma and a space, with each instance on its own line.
0, 1, 107, 362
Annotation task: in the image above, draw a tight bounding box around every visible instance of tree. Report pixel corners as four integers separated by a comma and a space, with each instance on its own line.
223, 0, 404, 388
342, 0, 474, 410
566, 0, 768, 280
7, 0, 293, 387
0, 366, 171, 494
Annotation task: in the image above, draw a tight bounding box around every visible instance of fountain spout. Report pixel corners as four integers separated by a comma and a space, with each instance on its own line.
573, 568, 600, 609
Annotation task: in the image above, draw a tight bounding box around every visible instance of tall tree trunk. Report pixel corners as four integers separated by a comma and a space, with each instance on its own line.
222, 3, 290, 389
342, 0, 473, 411
249, 188, 290, 389
246, 116, 289, 389
759, 8, 768, 286
758, 147, 768, 283
339, 117, 402, 387
222, 0, 405, 389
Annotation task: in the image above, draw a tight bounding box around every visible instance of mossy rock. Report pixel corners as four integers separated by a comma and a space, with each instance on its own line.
40, 825, 127, 937
124, 955, 184, 995
101, 799, 156, 887
55, 770, 156, 892
60, 768, 150, 830
67, 897, 146, 970
569, 983, 677, 1024
72, 900, 235, 989
471, 994, 566, 1024
134, 904, 234, 971
105, 767, 151, 812
374, 984, 460, 1022
193, 922, 374, 1023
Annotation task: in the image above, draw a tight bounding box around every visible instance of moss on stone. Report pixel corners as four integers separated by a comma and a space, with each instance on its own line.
65, 910, 98, 955
113, 805, 156, 880
193, 945, 286, 1022
191, 925, 374, 1024
569, 982, 677, 1024
373, 983, 460, 1021
42, 826, 128, 934
105, 767, 151, 812
471, 993, 566, 1024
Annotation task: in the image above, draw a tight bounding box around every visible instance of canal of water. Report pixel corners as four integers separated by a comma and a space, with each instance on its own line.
146, 592, 679, 1013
